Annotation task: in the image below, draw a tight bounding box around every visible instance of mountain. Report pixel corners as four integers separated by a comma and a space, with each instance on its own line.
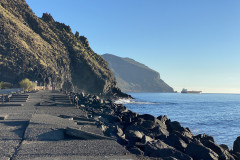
0, 0, 128, 98
102, 54, 174, 93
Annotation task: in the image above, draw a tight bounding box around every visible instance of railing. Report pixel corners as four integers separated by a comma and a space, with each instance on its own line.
0, 88, 23, 94
0, 88, 24, 104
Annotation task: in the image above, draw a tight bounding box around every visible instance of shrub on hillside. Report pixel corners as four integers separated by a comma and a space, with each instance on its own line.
29, 81, 37, 91
19, 78, 35, 91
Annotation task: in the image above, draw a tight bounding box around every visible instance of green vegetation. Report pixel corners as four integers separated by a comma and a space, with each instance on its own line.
0, 82, 2, 89
19, 78, 36, 91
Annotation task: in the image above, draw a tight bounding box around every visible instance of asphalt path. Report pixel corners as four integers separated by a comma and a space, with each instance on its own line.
0, 91, 136, 160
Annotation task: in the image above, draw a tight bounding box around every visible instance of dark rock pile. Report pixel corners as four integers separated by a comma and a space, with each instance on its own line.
69, 91, 239, 160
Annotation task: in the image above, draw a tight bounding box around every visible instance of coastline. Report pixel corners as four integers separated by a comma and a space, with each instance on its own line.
1, 89, 239, 159
73, 91, 240, 159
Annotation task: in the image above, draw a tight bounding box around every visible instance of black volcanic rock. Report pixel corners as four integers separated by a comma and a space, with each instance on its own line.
102, 54, 174, 92
0, 0, 127, 98
70, 90, 239, 159
233, 136, 240, 153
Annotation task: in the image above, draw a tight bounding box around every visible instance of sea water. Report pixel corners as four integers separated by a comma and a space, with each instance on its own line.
115, 93, 240, 149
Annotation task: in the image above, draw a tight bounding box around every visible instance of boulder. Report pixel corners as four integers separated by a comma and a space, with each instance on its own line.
202, 134, 215, 142
99, 124, 107, 132
201, 139, 223, 156
80, 92, 85, 98
134, 142, 145, 151
141, 135, 154, 144
233, 136, 240, 153
173, 131, 192, 144
145, 140, 192, 160
220, 144, 229, 151
128, 146, 144, 156
165, 133, 188, 152
150, 148, 192, 160
201, 139, 235, 160
104, 100, 111, 104
124, 123, 145, 134
134, 118, 145, 125
103, 108, 114, 115
157, 115, 168, 124
116, 104, 128, 113
138, 114, 156, 122
116, 126, 124, 137
102, 114, 122, 123
117, 136, 128, 145
186, 141, 219, 160
194, 134, 202, 140
145, 140, 171, 155
122, 115, 132, 124
168, 121, 185, 132
219, 152, 235, 160
150, 126, 169, 139
155, 118, 168, 130
125, 130, 143, 142
121, 111, 138, 124
140, 120, 156, 129
104, 126, 116, 137
182, 128, 194, 139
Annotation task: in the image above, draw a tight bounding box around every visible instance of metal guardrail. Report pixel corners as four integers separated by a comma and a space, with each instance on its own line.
0, 88, 24, 104
0, 88, 23, 94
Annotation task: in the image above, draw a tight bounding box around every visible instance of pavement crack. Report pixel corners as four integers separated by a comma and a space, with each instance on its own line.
9, 121, 30, 160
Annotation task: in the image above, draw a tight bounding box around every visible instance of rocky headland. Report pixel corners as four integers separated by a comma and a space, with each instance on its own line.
102, 54, 174, 93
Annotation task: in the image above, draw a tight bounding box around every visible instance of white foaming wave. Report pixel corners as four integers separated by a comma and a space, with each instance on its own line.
114, 99, 157, 105
114, 99, 133, 104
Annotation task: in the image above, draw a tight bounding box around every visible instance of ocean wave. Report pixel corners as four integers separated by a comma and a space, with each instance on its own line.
114, 99, 133, 104
114, 99, 159, 105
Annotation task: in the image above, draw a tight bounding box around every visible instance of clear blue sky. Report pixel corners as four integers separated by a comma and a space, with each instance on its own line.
26, 0, 240, 93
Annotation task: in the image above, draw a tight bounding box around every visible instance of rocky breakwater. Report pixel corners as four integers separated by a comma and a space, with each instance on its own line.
70, 92, 239, 160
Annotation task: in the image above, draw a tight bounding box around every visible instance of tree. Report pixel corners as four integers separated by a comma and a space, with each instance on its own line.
29, 81, 37, 91
19, 78, 34, 91
0, 82, 2, 89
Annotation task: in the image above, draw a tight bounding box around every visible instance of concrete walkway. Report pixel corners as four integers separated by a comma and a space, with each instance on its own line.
0, 91, 136, 160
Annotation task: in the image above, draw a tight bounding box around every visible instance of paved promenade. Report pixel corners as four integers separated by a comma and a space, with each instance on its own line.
0, 91, 136, 160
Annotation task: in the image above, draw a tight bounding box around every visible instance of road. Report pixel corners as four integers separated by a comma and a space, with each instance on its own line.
0, 91, 136, 160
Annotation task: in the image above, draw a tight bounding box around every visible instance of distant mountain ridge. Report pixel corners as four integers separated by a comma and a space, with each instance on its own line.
102, 54, 174, 93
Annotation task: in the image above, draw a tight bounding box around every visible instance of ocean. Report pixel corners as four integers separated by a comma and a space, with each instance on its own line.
115, 93, 240, 149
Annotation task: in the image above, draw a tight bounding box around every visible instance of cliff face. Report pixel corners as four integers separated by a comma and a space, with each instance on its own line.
102, 54, 174, 93
0, 0, 127, 97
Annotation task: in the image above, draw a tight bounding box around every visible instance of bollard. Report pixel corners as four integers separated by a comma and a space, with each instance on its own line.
75, 96, 79, 108
2, 94, 4, 104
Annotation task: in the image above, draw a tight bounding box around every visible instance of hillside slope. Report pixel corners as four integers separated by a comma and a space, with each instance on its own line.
102, 54, 174, 93
0, 0, 128, 98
